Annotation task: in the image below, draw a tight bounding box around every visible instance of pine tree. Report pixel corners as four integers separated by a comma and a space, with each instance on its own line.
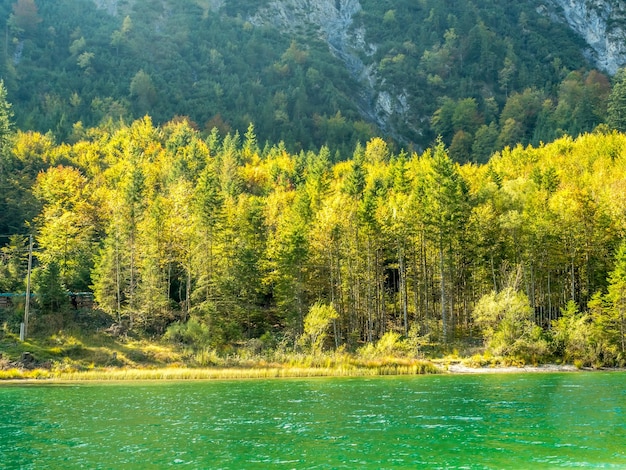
605, 241, 626, 357
0, 81, 13, 153
607, 68, 626, 133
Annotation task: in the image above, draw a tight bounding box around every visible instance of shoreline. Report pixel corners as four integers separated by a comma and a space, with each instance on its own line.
2, 362, 623, 383
446, 363, 581, 374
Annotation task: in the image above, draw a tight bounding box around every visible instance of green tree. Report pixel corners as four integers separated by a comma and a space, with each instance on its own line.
551, 300, 592, 365
191, 160, 224, 317
499, 88, 545, 143
299, 302, 339, 353
111, 16, 133, 55
473, 286, 547, 360
33, 261, 68, 313
472, 122, 499, 163
0, 81, 13, 153
130, 70, 157, 113
607, 68, 626, 133
452, 98, 482, 136
602, 241, 626, 359
0, 81, 16, 236
421, 140, 470, 341
0, 235, 27, 292
33, 166, 96, 291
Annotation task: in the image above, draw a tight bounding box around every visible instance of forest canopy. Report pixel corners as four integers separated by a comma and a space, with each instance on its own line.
0, 0, 612, 159
2, 0, 626, 366
2, 98, 626, 364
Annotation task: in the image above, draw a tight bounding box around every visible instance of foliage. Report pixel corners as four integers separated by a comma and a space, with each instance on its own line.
473, 287, 548, 361
164, 318, 211, 347
357, 331, 413, 358
3, 79, 626, 366
584, 241, 626, 366
551, 301, 593, 365
607, 68, 626, 132
0, 0, 610, 157
32, 262, 69, 313
299, 302, 339, 354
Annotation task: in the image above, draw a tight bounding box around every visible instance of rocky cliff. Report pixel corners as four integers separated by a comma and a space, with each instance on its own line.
249, 0, 412, 141
539, 0, 626, 74
88, 0, 626, 147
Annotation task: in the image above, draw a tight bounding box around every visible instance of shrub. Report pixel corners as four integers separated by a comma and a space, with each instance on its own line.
298, 302, 339, 354
358, 331, 413, 359
473, 287, 548, 361
164, 318, 210, 347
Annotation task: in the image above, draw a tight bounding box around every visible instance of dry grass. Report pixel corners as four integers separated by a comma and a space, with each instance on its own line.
1, 359, 441, 382
1, 324, 444, 382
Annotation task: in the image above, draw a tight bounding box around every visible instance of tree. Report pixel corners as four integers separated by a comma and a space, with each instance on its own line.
602, 241, 626, 359
0, 235, 27, 292
299, 302, 339, 353
607, 68, 626, 133
111, 16, 133, 55
0, 81, 13, 154
472, 122, 499, 163
8, 0, 42, 36
32, 261, 68, 313
130, 70, 157, 113
0, 81, 15, 236
449, 130, 474, 163
33, 165, 96, 291
551, 301, 592, 365
191, 160, 224, 316
473, 286, 547, 361
452, 98, 482, 136
420, 140, 470, 341
499, 88, 545, 143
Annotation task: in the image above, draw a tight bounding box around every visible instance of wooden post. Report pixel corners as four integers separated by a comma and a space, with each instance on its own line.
21, 234, 33, 341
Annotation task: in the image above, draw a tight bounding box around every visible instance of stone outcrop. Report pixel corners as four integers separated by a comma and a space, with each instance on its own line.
538, 0, 626, 74
249, 0, 411, 140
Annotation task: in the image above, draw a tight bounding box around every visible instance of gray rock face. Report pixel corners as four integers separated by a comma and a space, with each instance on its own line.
93, 0, 125, 16
539, 0, 626, 74
249, 0, 411, 140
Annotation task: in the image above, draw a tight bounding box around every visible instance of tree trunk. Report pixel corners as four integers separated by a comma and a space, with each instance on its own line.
440, 240, 447, 342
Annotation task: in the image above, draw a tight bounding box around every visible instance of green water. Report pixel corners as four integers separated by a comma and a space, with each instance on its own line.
1, 373, 625, 469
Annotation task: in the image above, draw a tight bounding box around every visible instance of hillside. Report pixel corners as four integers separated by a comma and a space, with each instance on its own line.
0, 0, 619, 157
2, 105, 626, 366
3, 0, 626, 368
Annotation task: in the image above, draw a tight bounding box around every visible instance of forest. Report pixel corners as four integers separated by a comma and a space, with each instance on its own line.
2, 0, 626, 369
2, 72, 626, 367
0, 0, 611, 159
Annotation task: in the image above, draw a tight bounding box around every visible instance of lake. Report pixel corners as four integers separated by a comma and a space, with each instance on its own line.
1, 372, 625, 468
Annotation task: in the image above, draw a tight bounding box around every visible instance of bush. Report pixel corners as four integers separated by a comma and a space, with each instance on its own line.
164, 318, 210, 347
298, 302, 339, 354
550, 301, 593, 365
473, 287, 549, 361
358, 331, 413, 359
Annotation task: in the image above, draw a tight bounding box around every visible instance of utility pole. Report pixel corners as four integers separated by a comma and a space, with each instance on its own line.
20, 234, 33, 341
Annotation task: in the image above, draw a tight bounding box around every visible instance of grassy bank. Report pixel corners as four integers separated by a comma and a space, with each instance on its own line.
0, 327, 446, 381
0, 361, 440, 382
1, 317, 586, 382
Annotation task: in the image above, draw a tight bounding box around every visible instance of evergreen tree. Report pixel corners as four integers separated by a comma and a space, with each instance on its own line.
603, 241, 626, 358
0, 81, 13, 153
0, 81, 15, 236
607, 68, 626, 133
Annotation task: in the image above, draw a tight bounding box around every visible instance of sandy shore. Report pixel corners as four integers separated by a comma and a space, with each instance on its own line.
446, 363, 582, 374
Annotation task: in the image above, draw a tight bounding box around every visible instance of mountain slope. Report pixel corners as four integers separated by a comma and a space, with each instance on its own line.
539, 0, 626, 74
0, 0, 618, 156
